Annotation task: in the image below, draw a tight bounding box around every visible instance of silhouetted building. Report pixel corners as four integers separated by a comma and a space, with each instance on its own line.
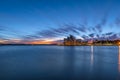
64, 35, 82, 46
63, 35, 120, 46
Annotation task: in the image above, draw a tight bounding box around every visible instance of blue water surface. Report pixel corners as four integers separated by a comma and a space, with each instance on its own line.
0, 46, 120, 80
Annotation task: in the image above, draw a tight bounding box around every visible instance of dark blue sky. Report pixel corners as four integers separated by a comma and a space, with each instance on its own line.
0, 0, 120, 44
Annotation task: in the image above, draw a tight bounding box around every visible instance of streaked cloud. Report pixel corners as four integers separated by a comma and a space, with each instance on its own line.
0, 20, 120, 44
115, 17, 120, 27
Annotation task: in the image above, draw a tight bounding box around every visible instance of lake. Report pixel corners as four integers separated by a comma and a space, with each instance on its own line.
0, 46, 120, 80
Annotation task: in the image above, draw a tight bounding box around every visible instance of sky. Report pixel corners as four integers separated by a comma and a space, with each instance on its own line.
0, 0, 120, 44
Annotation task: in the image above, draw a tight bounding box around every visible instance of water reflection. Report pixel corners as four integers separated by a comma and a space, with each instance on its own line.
90, 46, 94, 76
118, 46, 120, 72
0, 46, 119, 80
90, 46, 94, 65
117, 46, 120, 80
63, 46, 76, 79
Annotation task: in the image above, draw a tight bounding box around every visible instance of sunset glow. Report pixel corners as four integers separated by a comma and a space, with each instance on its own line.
30, 40, 56, 44
0, 0, 120, 44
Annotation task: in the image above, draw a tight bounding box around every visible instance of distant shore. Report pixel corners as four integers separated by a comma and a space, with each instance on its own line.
0, 44, 57, 46
0, 44, 119, 46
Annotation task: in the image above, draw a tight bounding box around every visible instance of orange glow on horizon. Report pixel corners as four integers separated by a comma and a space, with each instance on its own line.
118, 42, 120, 45
30, 40, 56, 44
0, 38, 59, 44
0, 40, 8, 44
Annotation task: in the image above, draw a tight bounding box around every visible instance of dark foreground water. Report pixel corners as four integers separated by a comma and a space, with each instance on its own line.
0, 46, 120, 80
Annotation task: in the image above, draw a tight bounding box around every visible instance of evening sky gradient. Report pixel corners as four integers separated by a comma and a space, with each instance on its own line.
0, 0, 120, 44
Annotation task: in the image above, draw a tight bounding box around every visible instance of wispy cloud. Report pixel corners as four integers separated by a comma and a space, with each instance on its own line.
105, 32, 113, 35
94, 13, 108, 33
0, 19, 120, 44
0, 26, 5, 31
115, 17, 120, 27
89, 33, 95, 38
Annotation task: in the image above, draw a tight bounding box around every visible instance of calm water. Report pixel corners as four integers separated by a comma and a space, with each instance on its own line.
0, 46, 120, 80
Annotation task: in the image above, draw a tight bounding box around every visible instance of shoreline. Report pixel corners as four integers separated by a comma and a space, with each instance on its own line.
0, 44, 119, 46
